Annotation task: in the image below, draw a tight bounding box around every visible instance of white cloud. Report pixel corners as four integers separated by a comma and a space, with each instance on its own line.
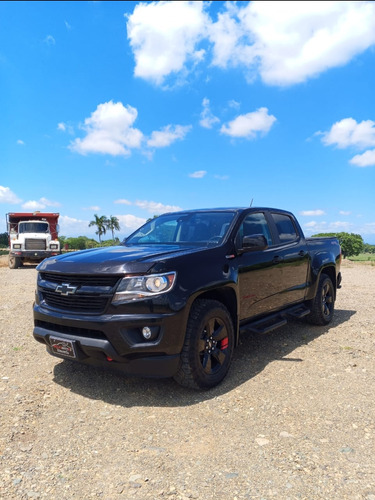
350, 149, 375, 167
199, 98, 220, 129
200, 97, 219, 127
330, 221, 354, 230
322, 118, 375, 149
22, 197, 61, 211
321, 117, 375, 167
57, 122, 74, 134
126, 1, 209, 85
82, 206, 100, 211
228, 100, 240, 109
134, 200, 182, 214
304, 220, 323, 229
22, 201, 46, 211
126, 1, 375, 87
114, 199, 182, 215
70, 101, 143, 156
0, 186, 21, 204
339, 210, 351, 216
116, 214, 147, 233
220, 107, 276, 138
362, 222, 375, 236
214, 175, 229, 180
303, 220, 354, 234
59, 215, 90, 236
17, 139, 25, 145
147, 124, 191, 148
229, 1, 375, 86
189, 170, 207, 178
300, 209, 325, 216
114, 199, 132, 205
44, 35, 55, 45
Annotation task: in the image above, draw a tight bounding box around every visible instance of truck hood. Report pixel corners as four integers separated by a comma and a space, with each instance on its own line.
37, 244, 210, 274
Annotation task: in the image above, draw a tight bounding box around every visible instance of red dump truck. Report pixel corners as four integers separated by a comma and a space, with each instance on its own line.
6, 212, 60, 269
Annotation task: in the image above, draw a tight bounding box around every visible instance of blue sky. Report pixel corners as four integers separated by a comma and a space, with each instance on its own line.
1, 1, 375, 243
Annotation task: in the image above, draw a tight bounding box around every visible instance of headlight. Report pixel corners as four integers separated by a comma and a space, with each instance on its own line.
13, 244, 21, 249
112, 272, 176, 304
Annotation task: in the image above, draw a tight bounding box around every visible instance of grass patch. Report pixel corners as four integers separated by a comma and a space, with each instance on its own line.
348, 253, 375, 262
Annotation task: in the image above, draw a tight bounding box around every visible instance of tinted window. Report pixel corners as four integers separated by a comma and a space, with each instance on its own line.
272, 213, 298, 243
236, 213, 273, 247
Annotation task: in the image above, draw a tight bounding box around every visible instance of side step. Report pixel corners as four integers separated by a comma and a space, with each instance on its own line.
240, 304, 311, 335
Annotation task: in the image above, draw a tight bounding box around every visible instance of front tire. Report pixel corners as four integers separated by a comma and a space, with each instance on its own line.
9, 256, 21, 269
307, 273, 335, 325
174, 299, 234, 390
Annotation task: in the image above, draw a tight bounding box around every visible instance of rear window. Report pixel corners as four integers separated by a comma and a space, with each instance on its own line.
271, 213, 298, 243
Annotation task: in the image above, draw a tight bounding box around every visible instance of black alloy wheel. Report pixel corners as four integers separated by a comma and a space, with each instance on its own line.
307, 273, 335, 325
198, 316, 230, 376
174, 299, 234, 390
321, 280, 334, 319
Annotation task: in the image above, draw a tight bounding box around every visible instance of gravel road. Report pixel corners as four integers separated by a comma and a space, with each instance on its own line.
0, 258, 374, 499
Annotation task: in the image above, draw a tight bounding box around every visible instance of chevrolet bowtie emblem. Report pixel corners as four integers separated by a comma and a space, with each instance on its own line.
55, 283, 78, 296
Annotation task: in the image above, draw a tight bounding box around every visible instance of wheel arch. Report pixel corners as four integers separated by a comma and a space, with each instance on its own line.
189, 286, 239, 346
321, 266, 337, 296
307, 263, 338, 302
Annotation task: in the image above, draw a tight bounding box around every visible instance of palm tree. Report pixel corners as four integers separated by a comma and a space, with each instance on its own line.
89, 214, 108, 243
106, 216, 120, 240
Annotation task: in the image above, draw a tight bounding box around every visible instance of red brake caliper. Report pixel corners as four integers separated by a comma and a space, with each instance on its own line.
220, 338, 229, 350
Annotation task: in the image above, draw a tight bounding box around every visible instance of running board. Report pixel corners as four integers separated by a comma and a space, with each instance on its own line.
240, 304, 311, 335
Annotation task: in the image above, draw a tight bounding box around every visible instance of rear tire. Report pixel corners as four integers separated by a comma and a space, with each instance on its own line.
307, 273, 335, 325
174, 299, 234, 390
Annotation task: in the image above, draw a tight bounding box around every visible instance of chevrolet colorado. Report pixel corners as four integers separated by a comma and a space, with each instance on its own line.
33, 208, 342, 389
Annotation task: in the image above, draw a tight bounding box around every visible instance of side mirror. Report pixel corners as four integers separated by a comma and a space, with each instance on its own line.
241, 234, 268, 252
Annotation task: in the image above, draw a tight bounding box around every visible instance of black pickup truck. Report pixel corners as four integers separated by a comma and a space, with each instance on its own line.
33, 207, 342, 389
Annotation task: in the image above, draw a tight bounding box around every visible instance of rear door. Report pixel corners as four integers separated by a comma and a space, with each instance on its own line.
268, 211, 310, 305
236, 211, 283, 320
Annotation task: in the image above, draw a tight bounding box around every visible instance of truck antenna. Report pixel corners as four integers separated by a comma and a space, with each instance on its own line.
250, 198, 253, 207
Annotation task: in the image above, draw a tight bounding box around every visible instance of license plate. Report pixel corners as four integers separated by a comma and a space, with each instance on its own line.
50, 337, 76, 359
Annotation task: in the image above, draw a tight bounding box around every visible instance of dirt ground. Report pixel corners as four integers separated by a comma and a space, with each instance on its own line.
0, 258, 374, 499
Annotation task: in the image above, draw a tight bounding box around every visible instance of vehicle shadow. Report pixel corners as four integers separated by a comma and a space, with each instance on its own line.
52, 308, 356, 407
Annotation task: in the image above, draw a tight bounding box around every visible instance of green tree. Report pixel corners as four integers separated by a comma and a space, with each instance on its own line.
0, 232, 9, 247
64, 236, 98, 250
59, 235, 67, 248
106, 215, 120, 240
363, 243, 375, 254
312, 232, 364, 258
89, 214, 108, 243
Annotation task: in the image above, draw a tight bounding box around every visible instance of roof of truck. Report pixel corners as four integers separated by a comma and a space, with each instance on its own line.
7, 212, 59, 217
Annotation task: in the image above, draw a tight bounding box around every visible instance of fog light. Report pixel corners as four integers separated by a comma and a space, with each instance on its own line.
142, 326, 152, 340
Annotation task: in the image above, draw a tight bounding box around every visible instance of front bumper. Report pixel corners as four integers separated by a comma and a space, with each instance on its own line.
33, 303, 186, 378
11, 250, 60, 260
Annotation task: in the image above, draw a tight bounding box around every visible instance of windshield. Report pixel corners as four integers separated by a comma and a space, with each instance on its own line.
125, 212, 236, 246
19, 222, 49, 234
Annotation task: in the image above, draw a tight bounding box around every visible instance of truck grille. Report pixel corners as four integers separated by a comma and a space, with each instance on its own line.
25, 238, 46, 250
38, 273, 121, 314
41, 290, 110, 313
40, 273, 120, 288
